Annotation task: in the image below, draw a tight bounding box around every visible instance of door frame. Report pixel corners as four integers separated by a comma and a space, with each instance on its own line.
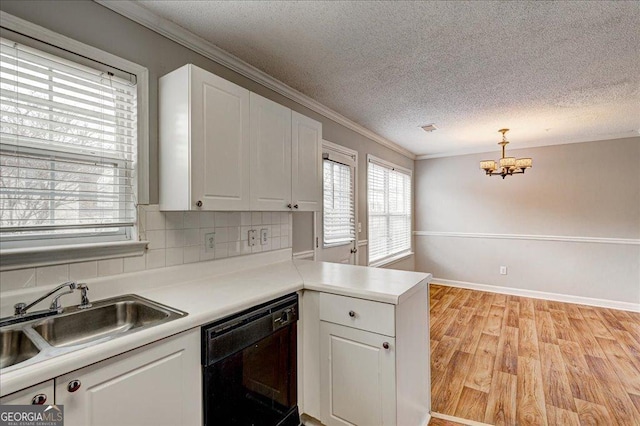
316, 140, 359, 264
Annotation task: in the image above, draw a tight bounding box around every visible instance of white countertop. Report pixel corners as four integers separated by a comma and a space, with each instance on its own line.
0, 249, 431, 396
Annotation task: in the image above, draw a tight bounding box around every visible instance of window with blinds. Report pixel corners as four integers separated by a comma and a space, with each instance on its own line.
323, 159, 355, 246
367, 156, 412, 265
0, 38, 137, 246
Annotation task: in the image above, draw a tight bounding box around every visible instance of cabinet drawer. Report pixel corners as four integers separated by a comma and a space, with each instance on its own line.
319, 293, 395, 337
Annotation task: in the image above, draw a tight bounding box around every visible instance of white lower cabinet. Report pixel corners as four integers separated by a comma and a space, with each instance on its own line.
320, 321, 396, 426
312, 288, 430, 426
56, 329, 201, 426
0, 380, 54, 405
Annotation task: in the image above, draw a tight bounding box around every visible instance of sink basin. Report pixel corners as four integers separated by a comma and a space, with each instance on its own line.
0, 329, 40, 369
32, 295, 186, 348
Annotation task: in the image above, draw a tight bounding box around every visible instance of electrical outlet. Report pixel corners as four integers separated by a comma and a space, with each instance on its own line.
205, 233, 215, 252
260, 228, 268, 245
500, 266, 507, 275
248, 229, 257, 247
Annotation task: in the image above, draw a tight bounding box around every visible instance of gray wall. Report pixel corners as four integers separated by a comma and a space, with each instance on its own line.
414, 137, 640, 304
0, 0, 415, 267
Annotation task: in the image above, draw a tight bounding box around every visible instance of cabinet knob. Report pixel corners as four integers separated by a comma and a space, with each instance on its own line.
287, 203, 292, 209
31, 394, 47, 405
348, 310, 356, 318
196, 200, 203, 207
294, 204, 299, 209
67, 380, 81, 393
383, 342, 390, 350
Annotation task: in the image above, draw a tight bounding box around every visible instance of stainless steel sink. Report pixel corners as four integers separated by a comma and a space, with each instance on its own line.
32, 295, 183, 347
0, 329, 40, 369
0, 294, 187, 372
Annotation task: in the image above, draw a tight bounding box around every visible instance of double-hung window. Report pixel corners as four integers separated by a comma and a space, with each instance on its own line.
0, 38, 138, 248
367, 155, 412, 266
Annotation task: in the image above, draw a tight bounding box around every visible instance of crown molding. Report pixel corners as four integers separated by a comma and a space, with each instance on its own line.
95, 0, 416, 160
415, 132, 640, 160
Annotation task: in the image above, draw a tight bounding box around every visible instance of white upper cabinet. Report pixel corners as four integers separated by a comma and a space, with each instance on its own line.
160, 64, 251, 211
160, 64, 321, 212
250, 93, 292, 211
292, 111, 322, 212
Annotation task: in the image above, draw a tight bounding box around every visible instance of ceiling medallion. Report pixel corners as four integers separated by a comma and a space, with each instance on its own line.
480, 129, 532, 179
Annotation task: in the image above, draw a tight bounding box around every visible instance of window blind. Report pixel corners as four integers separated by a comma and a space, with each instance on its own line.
367, 157, 411, 264
0, 38, 137, 242
323, 159, 355, 245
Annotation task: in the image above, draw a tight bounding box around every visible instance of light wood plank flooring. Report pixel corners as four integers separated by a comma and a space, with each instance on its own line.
430, 284, 640, 426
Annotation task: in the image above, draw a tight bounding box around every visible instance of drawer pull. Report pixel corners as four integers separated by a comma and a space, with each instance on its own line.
196, 200, 203, 207
348, 310, 355, 318
31, 394, 47, 405
68, 380, 81, 393
383, 342, 390, 350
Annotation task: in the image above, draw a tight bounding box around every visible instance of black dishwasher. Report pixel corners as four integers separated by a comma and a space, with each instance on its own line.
202, 293, 300, 426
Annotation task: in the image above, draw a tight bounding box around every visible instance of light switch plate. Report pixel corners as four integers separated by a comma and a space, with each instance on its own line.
260, 228, 268, 245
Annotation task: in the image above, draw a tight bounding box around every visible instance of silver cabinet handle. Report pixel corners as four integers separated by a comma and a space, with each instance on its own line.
31, 394, 47, 405
348, 310, 356, 318
383, 342, 390, 350
67, 380, 81, 393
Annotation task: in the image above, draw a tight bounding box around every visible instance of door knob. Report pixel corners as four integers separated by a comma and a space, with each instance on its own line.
350, 247, 358, 254
31, 394, 47, 405
67, 380, 81, 393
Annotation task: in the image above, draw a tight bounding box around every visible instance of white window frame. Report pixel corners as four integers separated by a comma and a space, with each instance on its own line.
366, 154, 413, 267
0, 11, 149, 270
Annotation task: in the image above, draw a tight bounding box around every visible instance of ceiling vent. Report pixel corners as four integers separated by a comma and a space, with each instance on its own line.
421, 123, 437, 132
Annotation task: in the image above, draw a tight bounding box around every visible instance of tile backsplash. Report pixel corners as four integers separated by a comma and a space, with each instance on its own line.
0, 206, 292, 292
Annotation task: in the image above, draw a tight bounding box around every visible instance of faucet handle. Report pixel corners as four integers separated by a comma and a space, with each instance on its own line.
49, 290, 75, 313
77, 283, 89, 290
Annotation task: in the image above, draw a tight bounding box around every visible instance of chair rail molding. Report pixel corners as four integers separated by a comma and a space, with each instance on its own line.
414, 231, 640, 245
95, 0, 415, 160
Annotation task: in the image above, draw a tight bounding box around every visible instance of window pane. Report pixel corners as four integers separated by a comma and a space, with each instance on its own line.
0, 38, 136, 243
323, 160, 355, 245
367, 158, 411, 264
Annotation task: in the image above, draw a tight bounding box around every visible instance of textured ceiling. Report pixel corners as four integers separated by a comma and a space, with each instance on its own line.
137, 1, 640, 157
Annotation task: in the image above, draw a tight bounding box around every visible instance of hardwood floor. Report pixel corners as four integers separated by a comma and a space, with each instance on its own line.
430, 284, 640, 426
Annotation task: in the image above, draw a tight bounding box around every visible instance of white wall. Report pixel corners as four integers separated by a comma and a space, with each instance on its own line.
414, 137, 640, 306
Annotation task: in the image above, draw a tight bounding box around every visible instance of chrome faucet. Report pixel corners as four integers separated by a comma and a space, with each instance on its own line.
14, 281, 77, 316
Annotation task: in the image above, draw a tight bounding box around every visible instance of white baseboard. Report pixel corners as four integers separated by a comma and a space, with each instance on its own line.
433, 278, 640, 313
293, 250, 315, 260
430, 411, 491, 426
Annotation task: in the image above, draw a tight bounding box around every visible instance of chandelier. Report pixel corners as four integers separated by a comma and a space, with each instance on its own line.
480, 129, 532, 179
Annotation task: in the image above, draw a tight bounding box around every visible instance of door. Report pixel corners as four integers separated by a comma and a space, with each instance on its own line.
291, 111, 322, 212
316, 142, 357, 264
250, 93, 292, 211
191, 65, 251, 210
320, 322, 396, 426
0, 380, 54, 406
56, 330, 201, 426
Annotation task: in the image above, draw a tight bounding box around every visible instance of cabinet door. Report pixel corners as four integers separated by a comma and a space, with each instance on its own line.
0, 380, 54, 406
56, 330, 201, 426
250, 93, 292, 211
291, 112, 322, 212
320, 321, 396, 426
191, 65, 251, 210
